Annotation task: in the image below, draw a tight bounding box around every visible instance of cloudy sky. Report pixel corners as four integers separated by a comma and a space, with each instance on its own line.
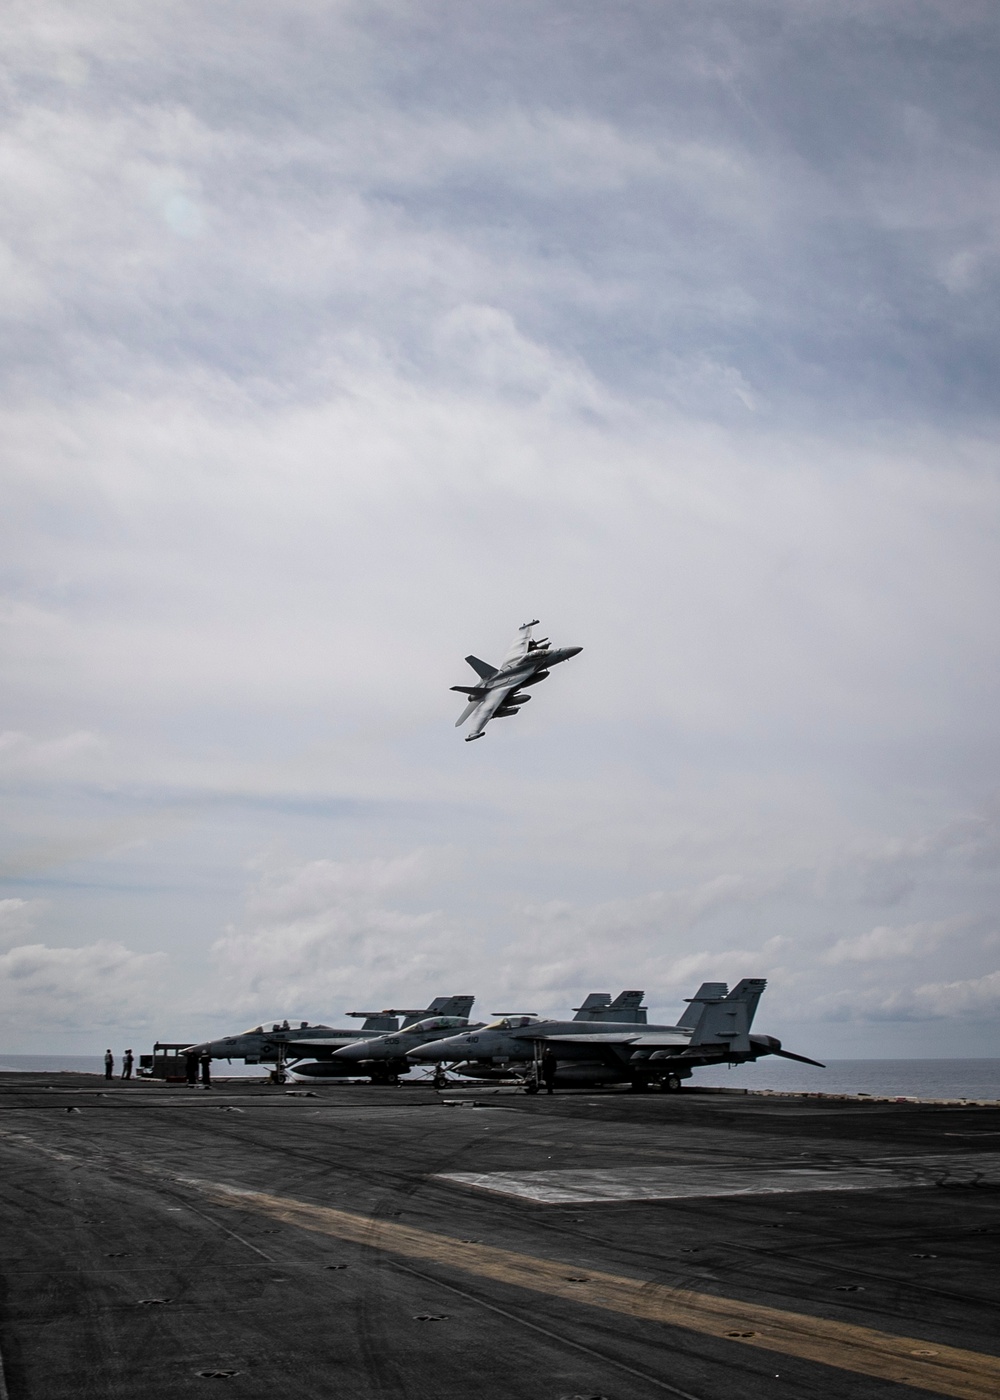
3, 1, 999, 1060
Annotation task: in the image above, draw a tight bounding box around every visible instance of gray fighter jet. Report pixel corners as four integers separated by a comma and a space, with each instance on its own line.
326, 989, 649, 1085
453, 620, 582, 741
282, 995, 476, 1082
184, 996, 475, 1081
408, 980, 823, 1092
327, 1013, 485, 1083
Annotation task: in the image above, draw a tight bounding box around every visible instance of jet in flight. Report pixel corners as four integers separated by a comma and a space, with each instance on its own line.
409, 980, 823, 1092
452, 620, 582, 741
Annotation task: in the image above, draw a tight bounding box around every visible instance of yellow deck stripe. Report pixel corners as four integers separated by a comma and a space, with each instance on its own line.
190, 1179, 1000, 1400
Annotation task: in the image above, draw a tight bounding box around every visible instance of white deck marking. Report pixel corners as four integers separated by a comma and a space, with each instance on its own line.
436, 1154, 1000, 1203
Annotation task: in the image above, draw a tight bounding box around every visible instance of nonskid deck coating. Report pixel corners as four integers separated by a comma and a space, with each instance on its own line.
0, 1072, 998, 1400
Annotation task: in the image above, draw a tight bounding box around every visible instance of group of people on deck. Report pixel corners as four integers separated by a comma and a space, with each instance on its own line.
103, 1048, 211, 1083
103, 1049, 133, 1080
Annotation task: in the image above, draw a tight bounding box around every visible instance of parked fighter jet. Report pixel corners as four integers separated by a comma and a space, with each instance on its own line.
409, 980, 823, 1091
282, 996, 476, 1081
184, 996, 475, 1079
327, 1014, 485, 1083
453, 620, 582, 741
182, 1016, 393, 1067
326, 989, 649, 1084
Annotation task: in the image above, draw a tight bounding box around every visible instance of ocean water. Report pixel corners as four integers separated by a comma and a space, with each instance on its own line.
1, 1054, 997, 1099
692, 1058, 1000, 1100
0, 1055, 264, 1078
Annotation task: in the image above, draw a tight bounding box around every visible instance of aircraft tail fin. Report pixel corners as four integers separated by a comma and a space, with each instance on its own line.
358, 1015, 399, 1033
677, 983, 730, 1029
572, 990, 647, 1023
421, 995, 475, 1023
606, 989, 647, 1024
689, 978, 767, 1053
386, 996, 475, 1027
573, 993, 612, 1021
465, 655, 498, 680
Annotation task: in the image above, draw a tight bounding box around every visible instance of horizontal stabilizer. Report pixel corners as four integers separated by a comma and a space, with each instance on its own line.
347, 1012, 401, 1032
450, 686, 485, 696
773, 1047, 826, 1068
465, 655, 498, 680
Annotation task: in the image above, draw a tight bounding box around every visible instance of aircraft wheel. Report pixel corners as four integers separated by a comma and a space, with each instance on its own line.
660, 1073, 682, 1093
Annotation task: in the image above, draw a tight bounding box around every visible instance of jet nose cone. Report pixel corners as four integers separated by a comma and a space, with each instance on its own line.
331, 1044, 361, 1060
565, 646, 583, 658
408, 1043, 444, 1061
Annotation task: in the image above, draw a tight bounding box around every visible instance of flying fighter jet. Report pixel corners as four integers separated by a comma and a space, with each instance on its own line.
184, 996, 475, 1079
409, 980, 823, 1092
452, 620, 582, 741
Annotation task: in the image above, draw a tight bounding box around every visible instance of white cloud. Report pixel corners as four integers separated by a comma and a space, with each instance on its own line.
854, 970, 1000, 1021
0, 897, 40, 949
822, 916, 972, 965
202, 851, 461, 1019
910, 971, 1000, 1018
0, 939, 167, 1030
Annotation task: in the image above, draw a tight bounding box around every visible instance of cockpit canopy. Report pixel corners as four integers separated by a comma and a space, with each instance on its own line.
482, 1015, 540, 1031
405, 1016, 470, 1033
240, 1020, 315, 1035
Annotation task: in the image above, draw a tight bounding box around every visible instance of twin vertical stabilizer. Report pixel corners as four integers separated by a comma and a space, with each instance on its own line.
688, 978, 767, 1053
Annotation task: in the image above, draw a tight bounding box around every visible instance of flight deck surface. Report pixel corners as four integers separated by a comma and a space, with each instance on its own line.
0, 1074, 997, 1400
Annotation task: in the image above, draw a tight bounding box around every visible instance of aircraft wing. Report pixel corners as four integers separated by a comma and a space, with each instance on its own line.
537, 1032, 643, 1045
285, 1036, 357, 1051
497, 620, 539, 672
461, 681, 519, 737
538, 1032, 688, 1048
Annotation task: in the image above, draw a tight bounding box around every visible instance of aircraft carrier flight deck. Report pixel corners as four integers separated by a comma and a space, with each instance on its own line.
0, 1074, 997, 1400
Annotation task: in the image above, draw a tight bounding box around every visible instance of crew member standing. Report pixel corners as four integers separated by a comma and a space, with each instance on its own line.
199, 1052, 212, 1086
121, 1048, 134, 1080
104, 1049, 114, 1081
541, 1047, 558, 1095
185, 1051, 199, 1086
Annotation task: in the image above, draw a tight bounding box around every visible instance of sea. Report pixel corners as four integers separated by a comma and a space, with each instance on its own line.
692, 1058, 1000, 1100
0, 1054, 997, 1099
0, 1055, 263, 1078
